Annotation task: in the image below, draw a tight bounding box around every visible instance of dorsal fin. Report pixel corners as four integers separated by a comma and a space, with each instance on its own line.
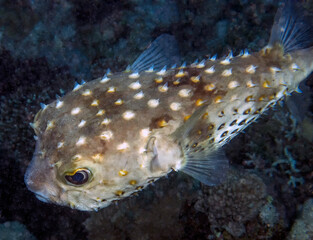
130, 34, 180, 72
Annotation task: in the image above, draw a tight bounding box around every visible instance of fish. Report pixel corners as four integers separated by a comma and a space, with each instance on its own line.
25, 0, 313, 211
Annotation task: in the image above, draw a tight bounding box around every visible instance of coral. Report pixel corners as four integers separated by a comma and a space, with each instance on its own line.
194, 169, 267, 237
0, 221, 36, 240
288, 199, 313, 240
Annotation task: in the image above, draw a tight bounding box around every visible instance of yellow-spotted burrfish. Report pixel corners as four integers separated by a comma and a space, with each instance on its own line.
25, 1, 313, 211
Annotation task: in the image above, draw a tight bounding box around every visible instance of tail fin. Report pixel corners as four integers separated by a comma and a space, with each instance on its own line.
269, 0, 313, 53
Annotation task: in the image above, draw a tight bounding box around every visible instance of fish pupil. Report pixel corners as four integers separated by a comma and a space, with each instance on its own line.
65, 170, 89, 185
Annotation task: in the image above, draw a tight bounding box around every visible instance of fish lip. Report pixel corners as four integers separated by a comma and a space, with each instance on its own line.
35, 192, 51, 203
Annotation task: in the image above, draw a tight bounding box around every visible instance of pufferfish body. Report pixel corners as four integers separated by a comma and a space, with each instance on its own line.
25, 1, 313, 211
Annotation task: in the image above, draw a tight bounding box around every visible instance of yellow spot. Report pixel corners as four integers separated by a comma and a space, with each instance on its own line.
46, 120, 55, 130
195, 99, 204, 106
96, 109, 105, 116
178, 89, 191, 98
243, 109, 251, 115
222, 68, 232, 77
202, 112, 208, 119
228, 80, 240, 89
155, 77, 163, 83
136, 186, 143, 190
107, 86, 116, 93
129, 180, 137, 185
117, 142, 129, 151
78, 120, 86, 127
270, 67, 281, 74
140, 128, 151, 138
262, 81, 271, 88
115, 190, 124, 196
56, 100, 63, 109
82, 89, 92, 96
214, 96, 223, 103
196, 61, 205, 68
101, 118, 111, 125
170, 102, 181, 111
246, 80, 256, 88
71, 107, 81, 115
208, 124, 214, 130
129, 72, 140, 79
76, 136, 86, 146
173, 79, 180, 85
118, 170, 128, 176
175, 70, 187, 78
269, 94, 276, 100
245, 95, 254, 102
91, 100, 99, 106
57, 142, 64, 149
191, 76, 200, 83
134, 91, 144, 100
157, 119, 167, 128
205, 66, 215, 74
158, 83, 168, 92
100, 131, 113, 140
148, 99, 159, 108
114, 99, 124, 105
123, 111, 135, 120
184, 115, 191, 122
92, 153, 104, 162
246, 65, 257, 74
129, 81, 141, 89
204, 83, 216, 91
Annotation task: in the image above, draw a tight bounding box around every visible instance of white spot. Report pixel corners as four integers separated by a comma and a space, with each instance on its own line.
242, 49, 250, 58
134, 91, 144, 100
100, 75, 111, 83
170, 102, 181, 111
57, 142, 64, 149
246, 65, 257, 74
117, 142, 129, 151
178, 89, 191, 98
139, 147, 146, 154
101, 118, 111, 125
146, 66, 154, 72
91, 100, 99, 106
76, 136, 86, 146
290, 63, 300, 72
246, 80, 257, 88
230, 95, 239, 102
56, 100, 64, 109
156, 66, 167, 76
220, 58, 231, 65
123, 111, 135, 120
270, 67, 281, 74
196, 60, 205, 68
73, 82, 82, 91
129, 72, 140, 79
107, 86, 116, 93
100, 131, 113, 140
158, 82, 168, 92
129, 81, 141, 90
78, 120, 86, 128
148, 99, 159, 108
140, 128, 151, 138
96, 109, 105, 116
228, 80, 240, 89
82, 89, 92, 96
205, 66, 215, 74
222, 68, 232, 77
71, 107, 81, 115
114, 99, 123, 105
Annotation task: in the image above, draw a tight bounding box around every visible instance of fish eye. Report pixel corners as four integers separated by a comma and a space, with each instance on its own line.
64, 168, 91, 185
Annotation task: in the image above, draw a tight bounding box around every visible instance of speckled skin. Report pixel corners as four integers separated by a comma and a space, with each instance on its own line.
24, 44, 313, 211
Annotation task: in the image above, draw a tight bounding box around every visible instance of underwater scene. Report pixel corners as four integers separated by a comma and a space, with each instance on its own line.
1, 0, 313, 239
